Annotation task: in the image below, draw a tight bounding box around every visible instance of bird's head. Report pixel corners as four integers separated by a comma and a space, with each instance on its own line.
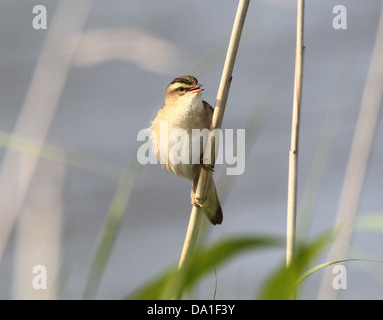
165, 75, 204, 105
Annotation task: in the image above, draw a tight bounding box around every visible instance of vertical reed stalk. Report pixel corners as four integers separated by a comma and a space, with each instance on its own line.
286, 0, 305, 268
175, 0, 250, 300
0, 0, 93, 263
318, 1, 383, 300
13, 161, 64, 299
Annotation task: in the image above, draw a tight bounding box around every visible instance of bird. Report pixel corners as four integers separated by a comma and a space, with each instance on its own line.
150, 75, 223, 225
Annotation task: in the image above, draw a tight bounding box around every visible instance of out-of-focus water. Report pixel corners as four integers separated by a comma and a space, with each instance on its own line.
0, 0, 382, 299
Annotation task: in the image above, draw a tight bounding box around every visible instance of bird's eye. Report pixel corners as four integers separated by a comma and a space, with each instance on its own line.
178, 86, 185, 92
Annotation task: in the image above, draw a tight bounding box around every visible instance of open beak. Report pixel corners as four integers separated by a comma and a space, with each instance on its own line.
188, 84, 204, 93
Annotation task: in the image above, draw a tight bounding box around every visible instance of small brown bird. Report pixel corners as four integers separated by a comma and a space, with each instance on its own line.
150, 75, 223, 225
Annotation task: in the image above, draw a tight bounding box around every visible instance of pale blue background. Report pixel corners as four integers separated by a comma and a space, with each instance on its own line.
0, 0, 382, 299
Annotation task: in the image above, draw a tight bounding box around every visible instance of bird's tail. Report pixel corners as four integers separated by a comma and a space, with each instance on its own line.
202, 177, 223, 225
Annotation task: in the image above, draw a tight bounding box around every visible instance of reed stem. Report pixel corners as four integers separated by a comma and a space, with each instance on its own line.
175, 0, 250, 300
318, 1, 383, 300
286, 0, 305, 268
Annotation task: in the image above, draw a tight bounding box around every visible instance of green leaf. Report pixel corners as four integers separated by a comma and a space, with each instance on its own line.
258, 232, 331, 300
297, 258, 383, 285
82, 155, 142, 299
128, 235, 282, 300
355, 214, 383, 232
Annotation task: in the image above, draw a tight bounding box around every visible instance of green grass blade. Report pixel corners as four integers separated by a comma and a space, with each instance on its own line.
0, 130, 122, 181
258, 232, 330, 300
297, 258, 383, 285
82, 151, 141, 299
128, 235, 282, 300
355, 214, 383, 232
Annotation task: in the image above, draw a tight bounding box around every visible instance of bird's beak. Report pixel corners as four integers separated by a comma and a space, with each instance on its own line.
188, 84, 204, 93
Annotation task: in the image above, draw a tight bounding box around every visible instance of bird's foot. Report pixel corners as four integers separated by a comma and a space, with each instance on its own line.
191, 190, 203, 207
200, 156, 215, 172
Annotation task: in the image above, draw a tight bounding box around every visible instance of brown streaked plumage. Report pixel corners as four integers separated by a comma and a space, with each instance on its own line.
150, 75, 223, 225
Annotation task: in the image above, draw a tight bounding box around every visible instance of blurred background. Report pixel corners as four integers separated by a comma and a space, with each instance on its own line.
0, 0, 382, 299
